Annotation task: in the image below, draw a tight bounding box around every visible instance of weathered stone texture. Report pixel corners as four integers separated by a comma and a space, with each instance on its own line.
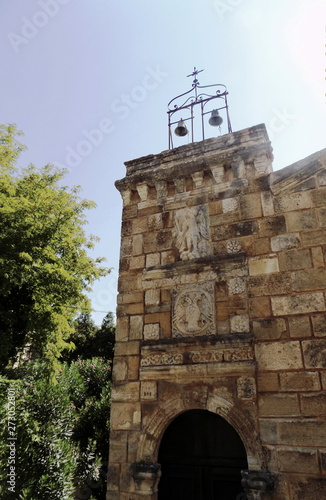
109, 126, 326, 499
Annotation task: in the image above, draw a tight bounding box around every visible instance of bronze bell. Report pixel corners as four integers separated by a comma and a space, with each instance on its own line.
209, 109, 223, 127
174, 119, 188, 137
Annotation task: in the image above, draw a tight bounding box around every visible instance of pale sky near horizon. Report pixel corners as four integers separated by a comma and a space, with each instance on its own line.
1, 0, 325, 324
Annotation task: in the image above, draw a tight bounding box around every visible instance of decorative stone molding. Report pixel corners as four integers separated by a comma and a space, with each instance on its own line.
241, 470, 275, 500
172, 282, 215, 337
130, 461, 161, 495
136, 393, 264, 471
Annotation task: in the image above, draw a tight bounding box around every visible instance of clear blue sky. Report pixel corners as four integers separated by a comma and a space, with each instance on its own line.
1, 0, 325, 324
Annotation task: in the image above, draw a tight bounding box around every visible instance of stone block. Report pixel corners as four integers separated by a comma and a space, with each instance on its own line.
321, 372, 326, 390
302, 340, 326, 368
222, 197, 238, 213
249, 297, 271, 319
258, 393, 300, 417
302, 228, 326, 246
253, 318, 286, 340
317, 170, 326, 186
213, 220, 258, 241
112, 357, 128, 382
230, 315, 250, 333
161, 250, 175, 264
249, 255, 279, 275
312, 187, 326, 207
278, 248, 312, 271
311, 246, 324, 268
132, 234, 143, 256
259, 419, 278, 444
317, 207, 326, 227
118, 291, 144, 305
120, 237, 132, 257
143, 230, 172, 253
145, 289, 160, 306
209, 200, 222, 216
122, 203, 138, 219
141, 381, 157, 401
119, 303, 144, 316
129, 315, 143, 340
145, 252, 160, 267
257, 372, 280, 392
118, 276, 142, 293
143, 323, 160, 340
248, 274, 291, 296
300, 393, 326, 416
132, 216, 148, 234
110, 402, 141, 430
128, 356, 140, 380
115, 341, 140, 357
261, 191, 274, 216
240, 193, 262, 219
241, 236, 271, 256
288, 315, 312, 338
292, 268, 326, 292
271, 233, 301, 252
311, 313, 326, 337
259, 215, 286, 237
289, 477, 326, 500
116, 316, 129, 342
109, 431, 128, 463
144, 312, 171, 337
274, 191, 312, 213
136, 184, 149, 201
148, 213, 162, 230
277, 448, 319, 473
321, 450, 326, 474
278, 420, 326, 447
111, 382, 140, 402
255, 341, 303, 370
107, 465, 120, 493
271, 293, 325, 316
286, 209, 318, 232
129, 255, 145, 270
280, 372, 321, 391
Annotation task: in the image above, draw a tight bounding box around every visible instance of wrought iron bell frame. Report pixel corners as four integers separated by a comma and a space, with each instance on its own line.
167, 68, 232, 149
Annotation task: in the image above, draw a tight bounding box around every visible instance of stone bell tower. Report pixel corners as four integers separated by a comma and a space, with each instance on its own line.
107, 74, 326, 500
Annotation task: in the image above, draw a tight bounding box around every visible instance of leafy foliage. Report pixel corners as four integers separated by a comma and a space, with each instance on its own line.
62, 312, 115, 363
0, 125, 109, 372
0, 358, 112, 499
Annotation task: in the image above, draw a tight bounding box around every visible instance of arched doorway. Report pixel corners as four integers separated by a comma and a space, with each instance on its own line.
158, 409, 248, 500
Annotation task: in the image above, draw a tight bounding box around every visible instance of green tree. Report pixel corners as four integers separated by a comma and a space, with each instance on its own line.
63, 312, 115, 363
0, 357, 112, 499
0, 124, 109, 372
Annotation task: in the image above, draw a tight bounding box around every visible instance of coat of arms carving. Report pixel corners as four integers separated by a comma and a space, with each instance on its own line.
172, 283, 215, 337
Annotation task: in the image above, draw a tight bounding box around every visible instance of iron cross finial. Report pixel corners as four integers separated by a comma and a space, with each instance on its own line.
187, 67, 204, 87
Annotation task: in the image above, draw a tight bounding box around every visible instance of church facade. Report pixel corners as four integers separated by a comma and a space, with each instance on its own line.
107, 124, 326, 499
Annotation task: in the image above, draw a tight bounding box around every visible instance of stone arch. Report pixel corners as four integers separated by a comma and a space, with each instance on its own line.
137, 392, 264, 471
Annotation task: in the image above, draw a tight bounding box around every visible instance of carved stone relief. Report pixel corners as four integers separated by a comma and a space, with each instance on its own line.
172, 283, 215, 337
174, 205, 211, 260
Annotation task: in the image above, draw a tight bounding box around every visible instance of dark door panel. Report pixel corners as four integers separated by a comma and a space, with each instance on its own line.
158, 410, 248, 500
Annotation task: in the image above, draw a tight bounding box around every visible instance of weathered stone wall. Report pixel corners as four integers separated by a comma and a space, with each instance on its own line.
107, 124, 326, 499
